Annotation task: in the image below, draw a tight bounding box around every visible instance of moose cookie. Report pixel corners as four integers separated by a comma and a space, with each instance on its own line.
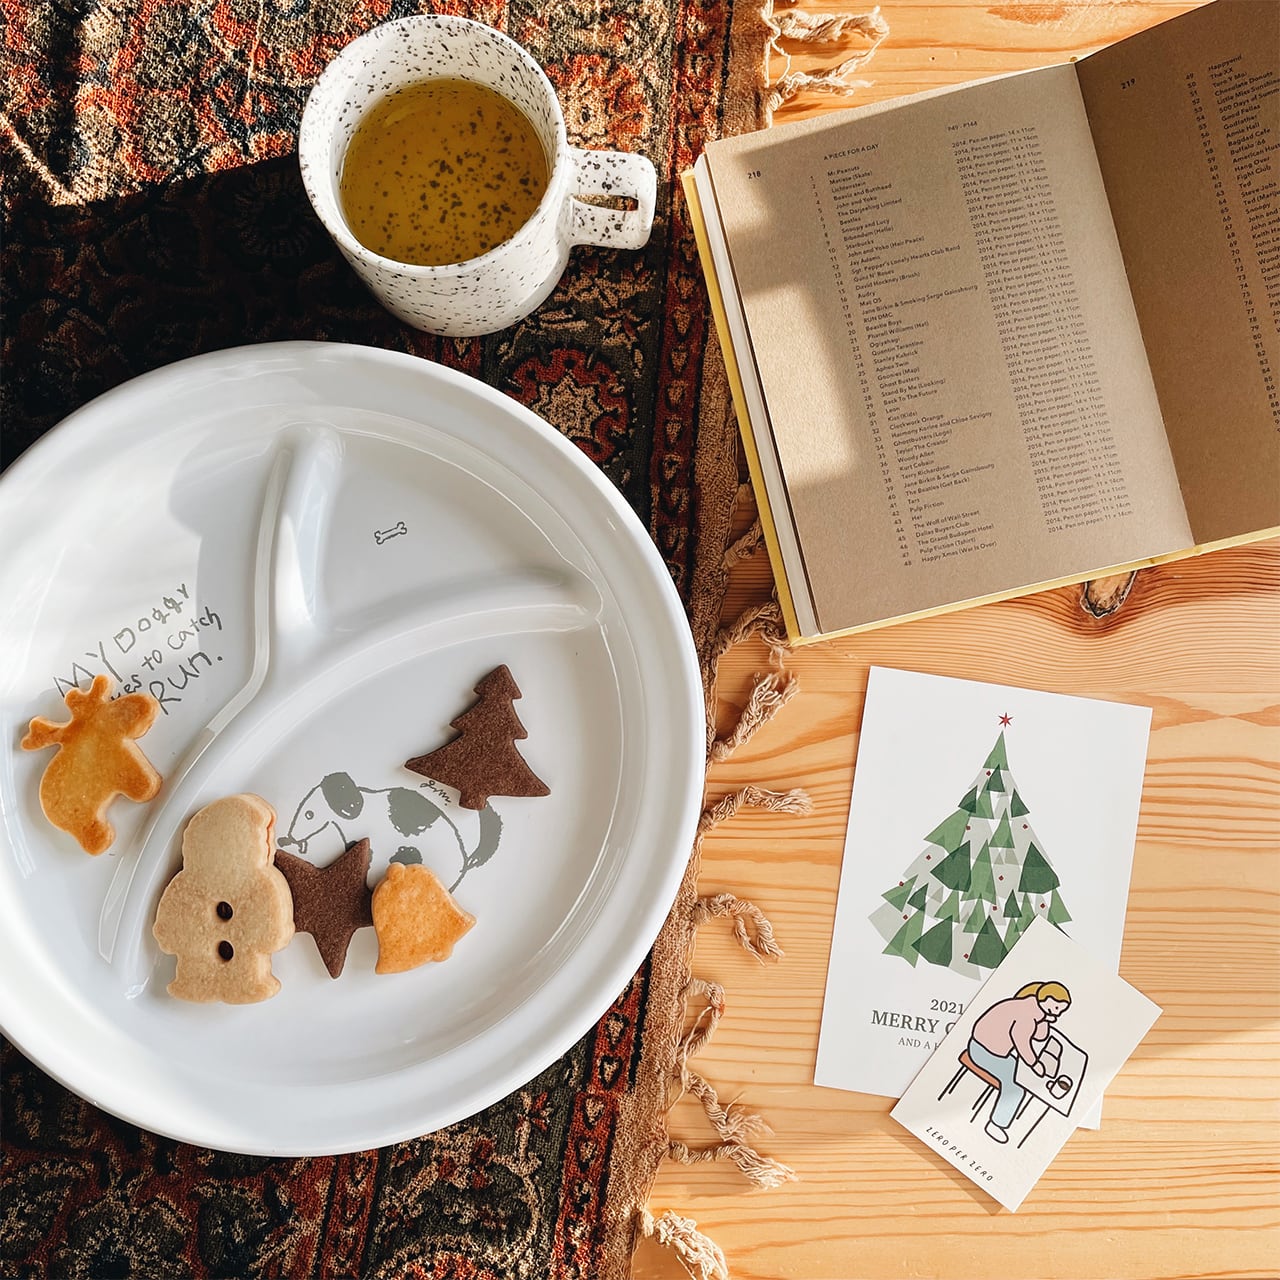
153, 794, 294, 1003
372, 862, 475, 973
21, 674, 162, 854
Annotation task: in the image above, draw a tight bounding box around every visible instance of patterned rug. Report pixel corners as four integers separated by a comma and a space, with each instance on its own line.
0, 1, 761, 1275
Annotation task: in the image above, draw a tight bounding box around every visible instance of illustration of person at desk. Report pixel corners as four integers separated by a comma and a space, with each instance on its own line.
968, 980, 1084, 1145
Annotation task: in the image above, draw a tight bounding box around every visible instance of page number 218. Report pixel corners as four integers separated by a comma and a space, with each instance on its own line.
746, 169, 762, 179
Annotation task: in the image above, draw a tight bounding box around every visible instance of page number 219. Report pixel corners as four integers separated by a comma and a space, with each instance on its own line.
1121, 78, 1136, 90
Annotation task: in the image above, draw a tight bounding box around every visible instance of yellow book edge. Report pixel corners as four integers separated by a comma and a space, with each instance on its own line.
680, 168, 1280, 648
681, 169, 805, 642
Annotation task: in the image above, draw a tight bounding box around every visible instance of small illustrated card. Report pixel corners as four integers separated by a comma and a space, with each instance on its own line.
890, 917, 1160, 1210
815, 667, 1151, 1120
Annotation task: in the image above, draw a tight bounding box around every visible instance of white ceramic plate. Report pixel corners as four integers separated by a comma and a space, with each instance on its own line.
0, 342, 703, 1155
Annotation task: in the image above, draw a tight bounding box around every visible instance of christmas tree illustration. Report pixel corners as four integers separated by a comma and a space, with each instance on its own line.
869, 717, 1071, 977
405, 665, 550, 810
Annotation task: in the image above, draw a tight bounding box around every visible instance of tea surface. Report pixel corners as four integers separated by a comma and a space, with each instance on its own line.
339, 79, 549, 266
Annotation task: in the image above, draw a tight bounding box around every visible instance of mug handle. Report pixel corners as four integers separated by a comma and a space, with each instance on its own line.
568, 147, 657, 251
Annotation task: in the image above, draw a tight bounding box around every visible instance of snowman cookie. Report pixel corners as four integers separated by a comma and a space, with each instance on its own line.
153, 794, 294, 1003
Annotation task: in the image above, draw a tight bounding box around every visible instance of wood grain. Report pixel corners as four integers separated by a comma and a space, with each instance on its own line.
638, 2, 1280, 1275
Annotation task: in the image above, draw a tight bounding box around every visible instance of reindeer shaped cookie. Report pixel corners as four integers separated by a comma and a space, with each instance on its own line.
21, 674, 162, 854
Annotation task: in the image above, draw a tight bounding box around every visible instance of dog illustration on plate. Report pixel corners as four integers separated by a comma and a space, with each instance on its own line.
278, 771, 501, 892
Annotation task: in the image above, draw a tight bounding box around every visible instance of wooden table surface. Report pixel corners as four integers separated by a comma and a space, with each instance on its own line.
635, 2, 1280, 1276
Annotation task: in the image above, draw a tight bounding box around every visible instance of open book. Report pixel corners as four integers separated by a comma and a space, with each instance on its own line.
686, 0, 1279, 643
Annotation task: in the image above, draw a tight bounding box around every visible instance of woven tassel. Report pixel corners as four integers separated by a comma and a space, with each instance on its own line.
638, 1208, 729, 1280
677, 976, 726, 1067
670, 985, 798, 1189
769, 6, 888, 43
708, 666, 798, 763
761, 2, 889, 117
766, 60, 875, 115
668, 1134, 797, 1190
692, 892, 784, 961
702, 598, 794, 758
721, 517, 764, 571
698, 785, 813, 838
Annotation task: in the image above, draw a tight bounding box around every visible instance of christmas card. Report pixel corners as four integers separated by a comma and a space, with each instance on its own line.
814, 667, 1151, 1115
890, 917, 1160, 1210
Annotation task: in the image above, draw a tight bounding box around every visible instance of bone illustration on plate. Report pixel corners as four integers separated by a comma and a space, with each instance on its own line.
279, 771, 503, 892
374, 520, 408, 545
94, 425, 592, 990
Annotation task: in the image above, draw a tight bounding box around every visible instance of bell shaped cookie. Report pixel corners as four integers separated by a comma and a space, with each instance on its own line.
372, 862, 474, 974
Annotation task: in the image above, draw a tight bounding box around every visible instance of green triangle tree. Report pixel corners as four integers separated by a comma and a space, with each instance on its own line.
932, 841, 972, 891
914, 918, 954, 967
967, 913, 1007, 968
882, 879, 914, 912
1018, 842, 1060, 895
883, 910, 925, 965
959, 786, 995, 819
937, 889, 962, 922
970, 843, 997, 904
871, 723, 1072, 975
1047, 888, 1072, 927
1018, 892, 1037, 931
925, 810, 969, 852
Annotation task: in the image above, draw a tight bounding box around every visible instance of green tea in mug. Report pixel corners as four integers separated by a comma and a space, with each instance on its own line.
339, 78, 549, 267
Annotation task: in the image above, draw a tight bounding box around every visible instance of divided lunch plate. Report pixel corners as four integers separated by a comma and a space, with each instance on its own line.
0, 342, 703, 1155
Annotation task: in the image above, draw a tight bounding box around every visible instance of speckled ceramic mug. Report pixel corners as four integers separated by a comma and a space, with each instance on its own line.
299, 15, 657, 336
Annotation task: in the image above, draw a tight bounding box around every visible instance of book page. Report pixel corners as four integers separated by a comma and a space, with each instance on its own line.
1076, 0, 1280, 544
704, 68, 1192, 635
690, 162, 822, 636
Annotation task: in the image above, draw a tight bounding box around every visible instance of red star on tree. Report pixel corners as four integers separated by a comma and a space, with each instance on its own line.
998, 713, 1013, 726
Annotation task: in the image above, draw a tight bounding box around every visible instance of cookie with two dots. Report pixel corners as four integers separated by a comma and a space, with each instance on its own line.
152, 794, 294, 1003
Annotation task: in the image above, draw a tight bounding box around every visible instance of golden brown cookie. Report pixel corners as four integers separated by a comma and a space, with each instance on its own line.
371, 862, 475, 974
21, 674, 162, 854
153, 794, 294, 1003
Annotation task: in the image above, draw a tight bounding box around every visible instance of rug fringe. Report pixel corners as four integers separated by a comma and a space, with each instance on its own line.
668, 1133, 797, 1190
667, 970, 797, 1189
721, 517, 764, 571
641, 519, 806, 1266
709, 597, 790, 670
670, 1067, 797, 1189
638, 1208, 729, 1280
708, 668, 798, 763
698, 784, 812, 837
692, 891, 784, 962
702, 596, 793, 760
761, 2, 889, 118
